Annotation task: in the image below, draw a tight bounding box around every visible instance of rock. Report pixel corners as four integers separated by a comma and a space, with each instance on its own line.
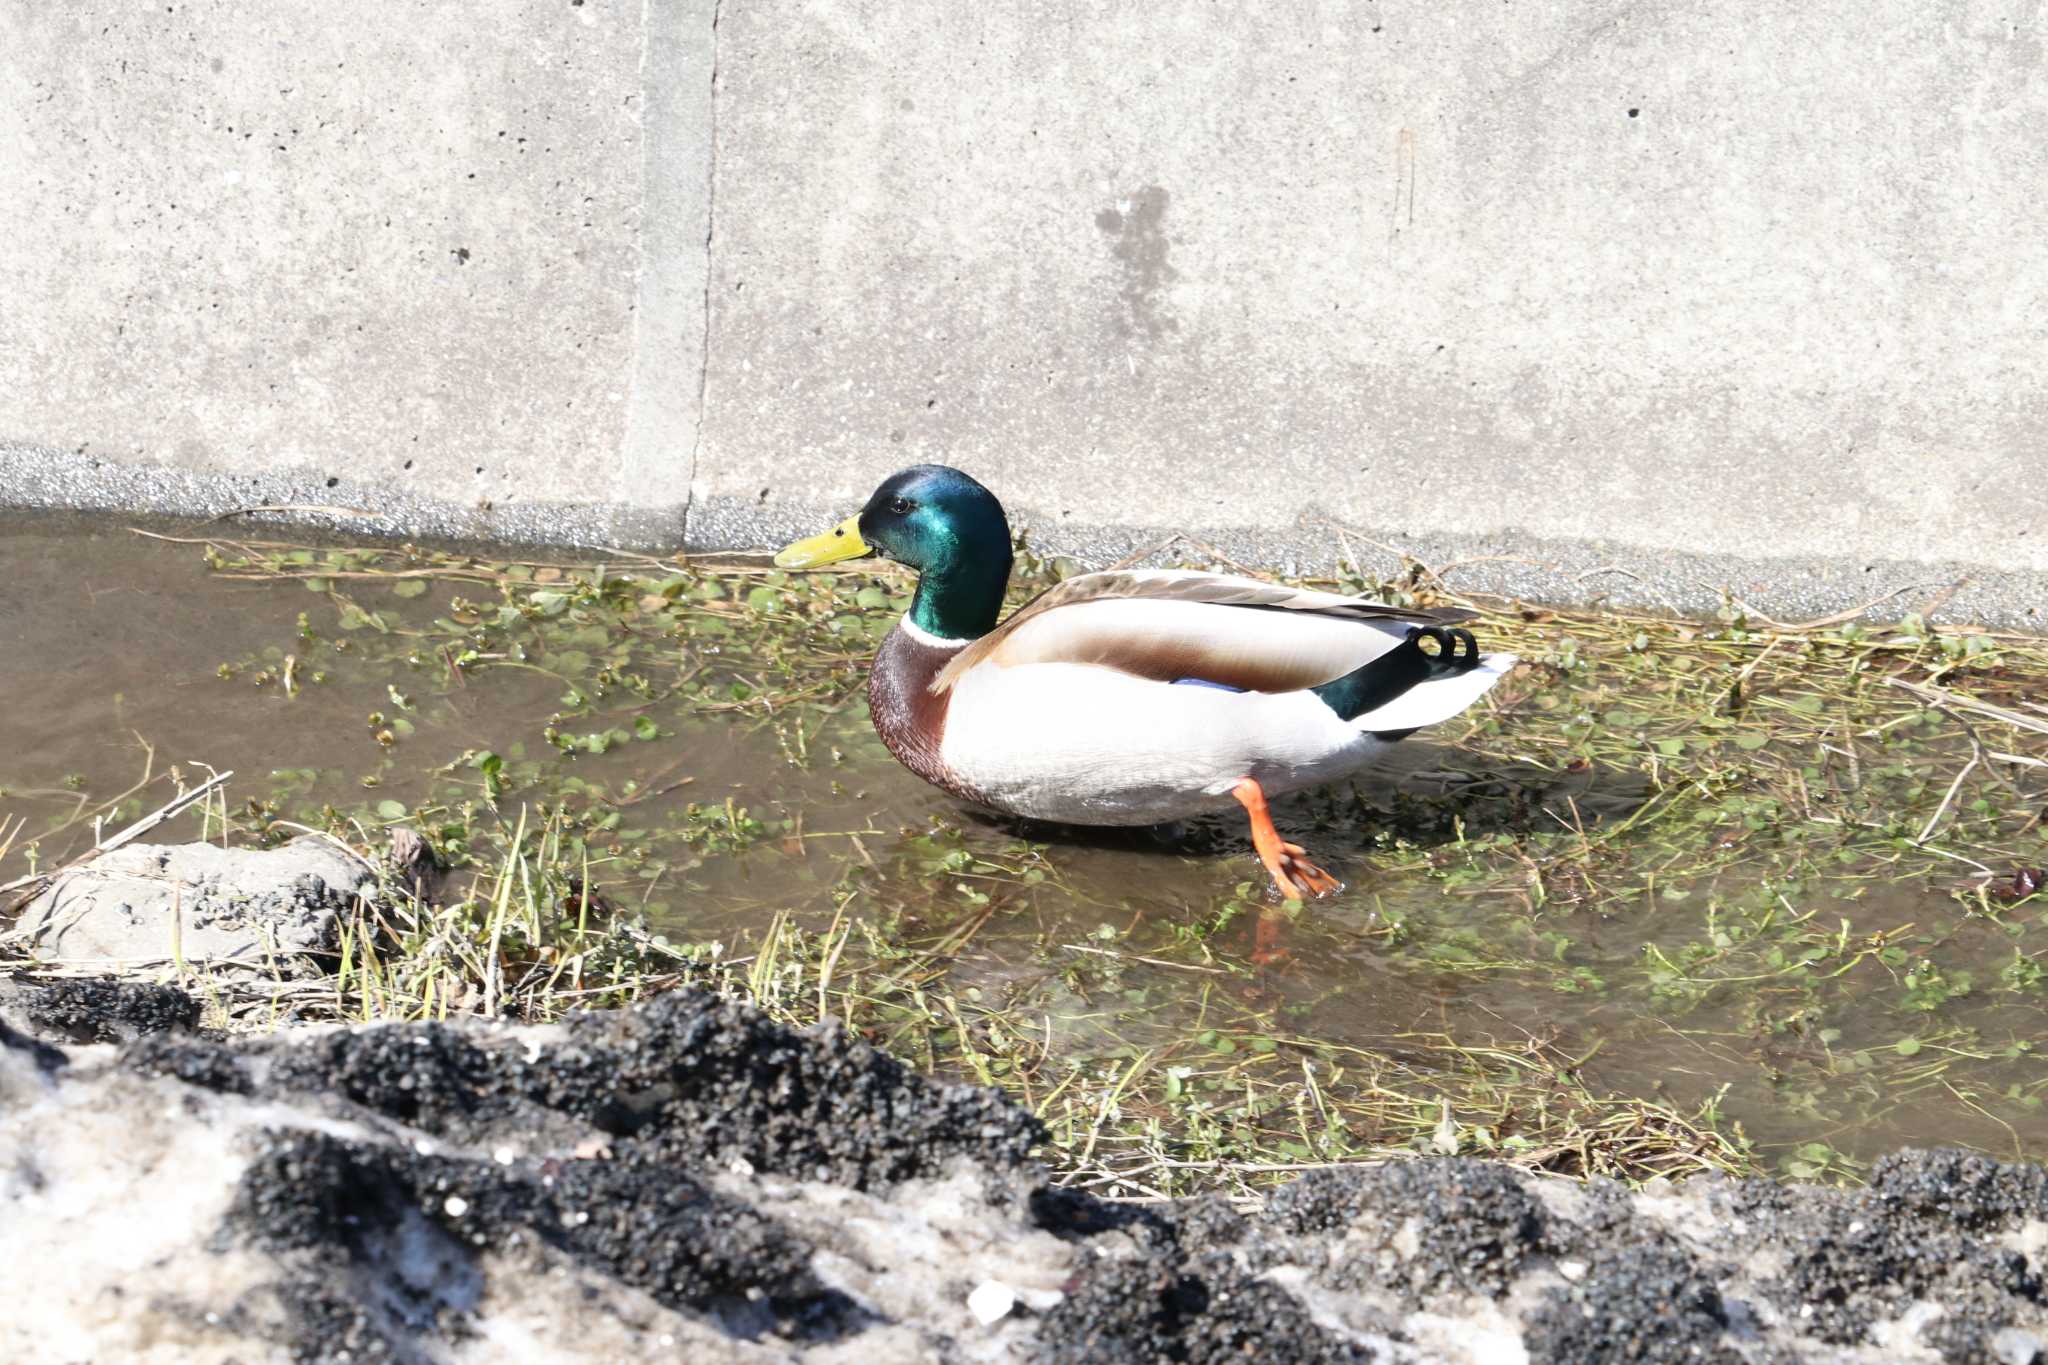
0, 989, 1058, 1363
968, 1280, 1017, 1325
3, 839, 370, 971
386, 825, 447, 904
0, 976, 200, 1044
9, 988, 2048, 1361
1995, 1326, 2048, 1365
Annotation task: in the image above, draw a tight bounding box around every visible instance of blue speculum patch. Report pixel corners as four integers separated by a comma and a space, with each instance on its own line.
1172, 677, 1246, 692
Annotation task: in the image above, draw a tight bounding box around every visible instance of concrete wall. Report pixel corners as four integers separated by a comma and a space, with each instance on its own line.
0, 0, 710, 544
3, 1, 2045, 624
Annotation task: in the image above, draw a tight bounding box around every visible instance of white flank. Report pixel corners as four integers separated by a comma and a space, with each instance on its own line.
941, 661, 1386, 825
939, 651, 1519, 825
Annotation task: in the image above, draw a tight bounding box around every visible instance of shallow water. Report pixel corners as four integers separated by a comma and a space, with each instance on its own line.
4, 510, 2047, 1180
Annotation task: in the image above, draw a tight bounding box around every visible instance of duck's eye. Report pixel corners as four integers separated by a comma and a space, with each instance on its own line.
887, 496, 914, 516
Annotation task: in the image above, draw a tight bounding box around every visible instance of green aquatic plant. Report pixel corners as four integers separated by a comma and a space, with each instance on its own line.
1, 524, 2046, 1195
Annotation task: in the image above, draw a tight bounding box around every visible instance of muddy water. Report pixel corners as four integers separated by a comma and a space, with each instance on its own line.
4, 510, 2047, 1175
0, 514, 558, 844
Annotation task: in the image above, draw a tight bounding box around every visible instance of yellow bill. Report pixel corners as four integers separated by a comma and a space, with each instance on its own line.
774, 516, 870, 568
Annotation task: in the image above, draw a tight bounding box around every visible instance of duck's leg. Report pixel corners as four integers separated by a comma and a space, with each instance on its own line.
1231, 778, 1342, 900
1251, 905, 1293, 967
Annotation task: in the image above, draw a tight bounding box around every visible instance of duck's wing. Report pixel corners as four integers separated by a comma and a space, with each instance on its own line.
931, 569, 1475, 695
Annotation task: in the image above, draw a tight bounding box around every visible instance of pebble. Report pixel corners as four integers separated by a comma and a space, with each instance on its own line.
968, 1281, 1016, 1325
1994, 1326, 2047, 1365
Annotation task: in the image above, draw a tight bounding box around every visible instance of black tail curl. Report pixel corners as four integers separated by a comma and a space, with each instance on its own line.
1310, 624, 1482, 731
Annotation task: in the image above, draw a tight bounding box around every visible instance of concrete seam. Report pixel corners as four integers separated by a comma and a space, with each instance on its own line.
621, 0, 653, 525
613, 0, 706, 541
681, 0, 724, 551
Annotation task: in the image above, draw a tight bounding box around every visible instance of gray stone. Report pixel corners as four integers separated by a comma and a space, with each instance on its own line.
1997, 1326, 2048, 1365
5, 840, 371, 969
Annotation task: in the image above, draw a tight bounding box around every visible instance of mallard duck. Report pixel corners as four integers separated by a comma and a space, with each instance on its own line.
776, 465, 1516, 900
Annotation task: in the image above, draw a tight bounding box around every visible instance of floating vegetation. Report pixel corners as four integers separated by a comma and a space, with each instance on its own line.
3, 520, 2047, 1198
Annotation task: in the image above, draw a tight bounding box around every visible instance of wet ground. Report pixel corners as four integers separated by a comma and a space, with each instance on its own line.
4, 509, 2048, 1186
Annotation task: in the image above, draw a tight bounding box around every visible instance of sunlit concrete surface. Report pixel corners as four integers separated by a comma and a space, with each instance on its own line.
2, 2, 2044, 623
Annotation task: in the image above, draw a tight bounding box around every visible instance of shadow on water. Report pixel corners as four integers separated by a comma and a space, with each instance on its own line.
6, 509, 2048, 1185
968, 748, 1652, 878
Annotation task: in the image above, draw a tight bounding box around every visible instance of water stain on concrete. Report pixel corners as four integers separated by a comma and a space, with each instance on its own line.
1096, 187, 1179, 341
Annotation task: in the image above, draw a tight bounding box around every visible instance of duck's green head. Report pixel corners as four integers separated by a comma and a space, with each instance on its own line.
775, 465, 1013, 640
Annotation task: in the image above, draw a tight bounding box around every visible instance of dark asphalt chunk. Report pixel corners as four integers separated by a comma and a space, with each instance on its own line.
15, 982, 2048, 1361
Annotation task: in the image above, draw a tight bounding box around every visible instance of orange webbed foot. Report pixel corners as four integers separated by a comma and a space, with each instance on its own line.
1277, 844, 1342, 898
1231, 778, 1344, 901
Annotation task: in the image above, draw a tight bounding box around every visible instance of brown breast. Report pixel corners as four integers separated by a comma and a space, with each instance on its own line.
868, 625, 989, 805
